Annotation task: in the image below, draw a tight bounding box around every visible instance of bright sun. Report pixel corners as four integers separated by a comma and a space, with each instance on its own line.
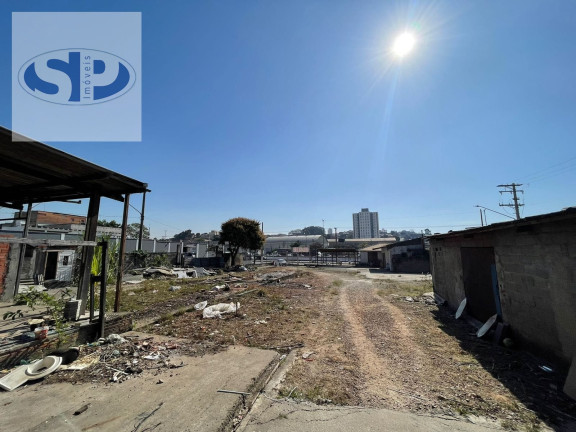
392, 32, 416, 57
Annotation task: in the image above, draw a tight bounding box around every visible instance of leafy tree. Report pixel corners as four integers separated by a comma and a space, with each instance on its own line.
172, 229, 195, 242
219, 217, 265, 266
301, 226, 325, 236
126, 223, 150, 240
290, 241, 301, 248
424, 228, 431, 236
98, 219, 121, 228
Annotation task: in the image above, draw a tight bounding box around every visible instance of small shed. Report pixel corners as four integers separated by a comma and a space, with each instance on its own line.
429, 208, 576, 366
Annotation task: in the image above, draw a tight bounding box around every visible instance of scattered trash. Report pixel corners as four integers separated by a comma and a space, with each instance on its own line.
59, 352, 100, 371
302, 352, 315, 359
50, 347, 80, 364
128, 292, 136, 296
156, 379, 164, 384
194, 301, 208, 310
303, 284, 311, 288
28, 319, 44, 331
143, 354, 160, 360
152, 290, 158, 294
169, 285, 182, 291
33, 326, 49, 340
455, 298, 467, 319
73, 404, 90, 416
174, 270, 189, 279
539, 365, 554, 373
0, 356, 63, 391
477, 314, 498, 338
254, 320, 267, 325
212, 284, 229, 291
202, 302, 240, 319
404, 296, 414, 302
106, 334, 128, 345
143, 268, 177, 279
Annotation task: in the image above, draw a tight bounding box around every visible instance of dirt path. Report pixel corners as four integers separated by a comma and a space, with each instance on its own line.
277, 270, 575, 430
341, 277, 438, 408
102, 267, 574, 430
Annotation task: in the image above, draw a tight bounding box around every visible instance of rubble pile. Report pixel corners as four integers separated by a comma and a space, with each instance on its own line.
50, 334, 186, 385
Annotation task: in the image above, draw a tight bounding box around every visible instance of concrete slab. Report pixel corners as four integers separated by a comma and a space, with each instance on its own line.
0, 344, 278, 432
238, 399, 503, 432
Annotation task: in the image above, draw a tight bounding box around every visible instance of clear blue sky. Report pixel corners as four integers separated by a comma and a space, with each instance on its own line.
1, 1, 575, 238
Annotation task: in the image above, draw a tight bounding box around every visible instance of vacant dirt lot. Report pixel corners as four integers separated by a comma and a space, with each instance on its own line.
42, 267, 576, 431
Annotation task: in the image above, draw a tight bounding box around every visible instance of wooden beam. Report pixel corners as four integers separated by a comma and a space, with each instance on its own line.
0, 202, 23, 210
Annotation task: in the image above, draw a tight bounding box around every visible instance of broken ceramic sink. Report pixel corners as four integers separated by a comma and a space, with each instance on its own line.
0, 355, 62, 391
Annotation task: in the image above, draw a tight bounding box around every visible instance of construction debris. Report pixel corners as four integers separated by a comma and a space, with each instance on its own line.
0, 356, 63, 391
194, 301, 208, 310
202, 303, 240, 319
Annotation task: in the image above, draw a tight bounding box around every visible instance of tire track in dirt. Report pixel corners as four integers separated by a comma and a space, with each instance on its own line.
338, 277, 433, 411
337, 279, 409, 408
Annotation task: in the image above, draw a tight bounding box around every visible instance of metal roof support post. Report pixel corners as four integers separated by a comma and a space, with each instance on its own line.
114, 193, 130, 312
77, 194, 101, 315
114, 194, 130, 312
13, 202, 32, 297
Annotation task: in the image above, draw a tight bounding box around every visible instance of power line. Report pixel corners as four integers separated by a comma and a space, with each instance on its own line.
520, 156, 576, 183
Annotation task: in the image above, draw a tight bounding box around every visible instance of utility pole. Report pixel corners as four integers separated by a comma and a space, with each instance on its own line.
261, 222, 264, 264
497, 183, 524, 220
138, 190, 147, 249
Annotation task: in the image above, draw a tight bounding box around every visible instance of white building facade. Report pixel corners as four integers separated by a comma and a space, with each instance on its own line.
352, 208, 379, 239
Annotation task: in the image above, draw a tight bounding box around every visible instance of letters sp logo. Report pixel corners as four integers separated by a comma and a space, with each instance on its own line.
18, 49, 136, 105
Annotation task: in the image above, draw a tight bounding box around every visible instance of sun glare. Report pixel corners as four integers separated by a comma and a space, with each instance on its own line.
392, 32, 416, 57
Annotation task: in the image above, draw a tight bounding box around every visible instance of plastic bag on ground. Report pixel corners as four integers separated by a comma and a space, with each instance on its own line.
202, 302, 240, 319
194, 301, 208, 311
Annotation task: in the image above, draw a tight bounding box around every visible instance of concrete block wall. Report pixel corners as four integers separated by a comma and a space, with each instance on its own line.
494, 221, 576, 362
430, 218, 576, 363
430, 243, 464, 308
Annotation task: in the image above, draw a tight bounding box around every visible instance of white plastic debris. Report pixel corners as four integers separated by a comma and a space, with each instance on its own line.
194, 301, 208, 311
143, 354, 160, 360
106, 334, 127, 344
212, 284, 227, 291
202, 302, 240, 319
169, 286, 181, 291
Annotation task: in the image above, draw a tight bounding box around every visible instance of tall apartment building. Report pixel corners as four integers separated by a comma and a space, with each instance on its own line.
352, 208, 379, 239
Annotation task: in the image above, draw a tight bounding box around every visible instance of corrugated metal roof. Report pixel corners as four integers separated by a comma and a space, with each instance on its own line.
430, 207, 576, 240
0, 126, 148, 208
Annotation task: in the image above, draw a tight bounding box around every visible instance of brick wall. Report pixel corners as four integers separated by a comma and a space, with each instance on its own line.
0, 235, 14, 297
35, 211, 86, 225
